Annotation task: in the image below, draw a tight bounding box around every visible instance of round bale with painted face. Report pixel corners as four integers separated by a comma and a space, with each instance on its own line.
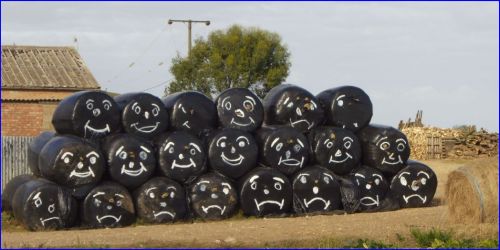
215, 88, 264, 132
316, 86, 373, 132
102, 134, 156, 189
2, 174, 37, 212
357, 124, 410, 176
208, 128, 258, 179
52, 91, 121, 140
114, 92, 169, 139
28, 131, 56, 176
189, 173, 238, 220
263, 84, 323, 133
349, 165, 389, 212
82, 181, 135, 228
239, 167, 292, 217
134, 177, 187, 223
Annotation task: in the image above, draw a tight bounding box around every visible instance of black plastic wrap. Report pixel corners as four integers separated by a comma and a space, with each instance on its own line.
2, 174, 36, 211
28, 131, 56, 176
348, 165, 389, 212
215, 88, 263, 132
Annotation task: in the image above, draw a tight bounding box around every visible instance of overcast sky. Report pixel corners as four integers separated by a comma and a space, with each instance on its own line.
2, 2, 498, 131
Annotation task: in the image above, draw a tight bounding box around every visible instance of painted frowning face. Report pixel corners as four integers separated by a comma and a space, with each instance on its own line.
167, 92, 217, 136
390, 162, 437, 208
292, 166, 341, 213
278, 94, 321, 132
85, 184, 135, 228
189, 174, 237, 220
264, 128, 309, 176
351, 166, 388, 211
216, 88, 264, 132
28, 188, 63, 229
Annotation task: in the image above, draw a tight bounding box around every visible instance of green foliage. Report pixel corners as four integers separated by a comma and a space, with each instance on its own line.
411, 228, 453, 247
410, 228, 498, 248
166, 25, 291, 98
343, 239, 397, 248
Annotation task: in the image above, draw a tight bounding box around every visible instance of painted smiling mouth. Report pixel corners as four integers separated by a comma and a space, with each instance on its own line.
289, 118, 314, 130
84, 120, 110, 137
230, 117, 255, 127
278, 157, 305, 167
40, 217, 61, 226
403, 194, 427, 204
131, 122, 160, 133
381, 155, 403, 165
329, 153, 353, 164
121, 162, 148, 176
304, 197, 331, 210
360, 195, 380, 207
171, 158, 196, 169
153, 210, 176, 218
69, 167, 95, 178
254, 199, 285, 211
96, 215, 122, 223
221, 152, 244, 166
202, 205, 227, 215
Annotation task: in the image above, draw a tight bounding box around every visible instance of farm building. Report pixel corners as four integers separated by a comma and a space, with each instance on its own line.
1, 45, 100, 136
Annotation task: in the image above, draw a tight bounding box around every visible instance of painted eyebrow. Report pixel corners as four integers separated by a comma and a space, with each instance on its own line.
86, 99, 95, 104
216, 136, 227, 145
61, 152, 73, 159
92, 192, 105, 198
86, 151, 100, 158
323, 173, 334, 180
310, 100, 317, 109
164, 142, 175, 151
296, 173, 310, 179
222, 96, 231, 105
189, 143, 201, 152
417, 171, 430, 178
222, 182, 232, 189
145, 187, 157, 194
396, 138, 407, 144
236, 136, 250, 144
140, 146, 151, 153
343, 137, 353, 142
131, 102, 138, 110
323, 139, 332, 145
273, 177, 285, 183
372, 174, 383, 180
33, 192, 42, 200
115, 194, 125, 198
102, 99, 112, 106
355, 173, 366, 178
271, 138, 280, 148
115, 146, 125, 156
152, 103, 160, 109
249, 175, 259, 183
245, 96, 256, 105
283, 97, 290, 105
166, 186, 177, 191
297, 139, 304, 148
375, 136, 388, 146
398, 171, 411, 178
196, 180, 210, 185
336, 94, 346, 101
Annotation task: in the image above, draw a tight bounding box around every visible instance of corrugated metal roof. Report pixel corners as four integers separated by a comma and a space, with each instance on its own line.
1, 45, 100, 90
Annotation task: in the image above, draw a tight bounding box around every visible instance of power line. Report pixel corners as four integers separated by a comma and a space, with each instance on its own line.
142, 78, 172, 92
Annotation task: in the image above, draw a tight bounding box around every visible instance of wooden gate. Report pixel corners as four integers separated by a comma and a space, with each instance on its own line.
2, 136, 34, 191
426, 135, 442, 159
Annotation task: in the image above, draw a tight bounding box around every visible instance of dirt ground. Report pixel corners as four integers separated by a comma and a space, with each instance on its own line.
2, 159, 498, 248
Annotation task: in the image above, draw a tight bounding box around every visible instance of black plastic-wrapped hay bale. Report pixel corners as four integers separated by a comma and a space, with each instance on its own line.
239, 167, 292, 217
388, 160, 437, 208
215, 88, 264, 132
2, 174, 36, 212
156, 131, 207, 183
292, 166, 341, 214
11, 179, 77, 231
162, 91, 217, 137
188, 172, 238, 220
316, 86, 373, 132
101, 134, 156, 189
207, 128, 258, 179
82, 181, 135, 228
310, 126, 361, 175
357, 124, 410, 176
38, 135, 105, 199
263, 84, 323, 133
52, 91, 121, 140
256, 126, 309, 176
134, 177, 187, 223
28, 131, 56, 176
114, 92, 169, 139
348, 165, 389, 212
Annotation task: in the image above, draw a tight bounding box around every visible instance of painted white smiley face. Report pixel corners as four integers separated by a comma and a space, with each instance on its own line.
221, 95, 257, 127
115, 145, 151, 177
129, 102, 162, 133
325, 136, 354, 164
163, 141, 202, 169
60, 151, 99, 179
216, 135, 250, 166
375, 137, 407, 166
83, 98, 113, 137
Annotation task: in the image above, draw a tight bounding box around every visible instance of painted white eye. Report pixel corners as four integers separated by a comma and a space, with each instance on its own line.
89, 156, 97, 165
400, 176, 407, 186
380, 142, 390, 151
250, 182, 257, 190
119, 151, 127, 160
365, 183, 372, 190
168, 147, 174, 154
287, 102, 293, 108
134, 105, 141, 114
374, 178, 380, 185
63, 157, 70, 164
103, 103, 111, 111
149, 192, 155, 199
274, 182, 282, 190
323, 176, 330, 184
397, 143, 405, 152
116, 200, 122, 207
200, 184, 206, 192
170, 192, 175, 198
337, 100, 344, 107
220, 142, 226, 148
344, 141, 352, 149
243, 100, 254, 111
94, 199, 101, 207
276, 143, 283, 152
86, 103, 93, 110
421, 178, 427, 185
300, 176, 307, 184
34, 198, 42, 208
152, 107, 160, 116
224, 102, 232, 110
326, 141, 334, 149
223, 187, 229, 195
294, 144, 301, 152
47, 204, 55, 213
190, 148, 196, 155
139, 151, 148, 160
238, 141, 246, 147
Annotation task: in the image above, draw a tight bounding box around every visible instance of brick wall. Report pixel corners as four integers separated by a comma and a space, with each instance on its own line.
1, 101, 57, 136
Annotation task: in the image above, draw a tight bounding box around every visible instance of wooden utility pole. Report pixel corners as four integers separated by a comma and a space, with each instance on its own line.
168, 19, 211, 56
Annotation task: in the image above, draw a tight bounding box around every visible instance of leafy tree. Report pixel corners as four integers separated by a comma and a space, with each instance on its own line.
165, 25, 291, 98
